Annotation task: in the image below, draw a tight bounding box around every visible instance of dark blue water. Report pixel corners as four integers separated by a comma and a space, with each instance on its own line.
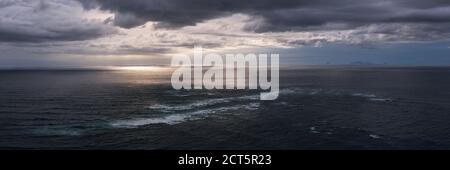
1, 66, 450, 149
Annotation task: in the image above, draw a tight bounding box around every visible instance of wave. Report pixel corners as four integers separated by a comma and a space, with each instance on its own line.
309, 126, 320, 134
111, 114, 190, 127
351, 93, 377, 98
279, 88, 347, 96
369, 98, 393, 102
147, 94, 259, 113
369, 134, 381, 139
280, 88, 393, 102
351, 93, 393, 102
114, 88, 392, 128
111, 102, 260, 128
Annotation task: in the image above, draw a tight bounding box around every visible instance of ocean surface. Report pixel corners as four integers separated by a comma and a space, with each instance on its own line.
1, 66, 450, 149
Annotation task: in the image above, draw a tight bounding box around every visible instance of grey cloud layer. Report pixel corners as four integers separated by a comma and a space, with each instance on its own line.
0, 0, 116, 42
85, 0, 450, 30
2, 0, 450, 45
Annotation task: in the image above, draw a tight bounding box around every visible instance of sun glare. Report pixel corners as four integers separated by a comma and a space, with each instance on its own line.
114, 66, 170, 72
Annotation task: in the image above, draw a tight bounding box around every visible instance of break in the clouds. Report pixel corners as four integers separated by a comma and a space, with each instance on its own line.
1, 0, 450, 66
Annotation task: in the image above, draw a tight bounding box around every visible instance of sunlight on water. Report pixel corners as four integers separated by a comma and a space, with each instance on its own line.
112, 66, 172, 72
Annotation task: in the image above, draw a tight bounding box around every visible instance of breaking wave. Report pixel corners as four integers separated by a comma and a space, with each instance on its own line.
111, 103, 260, 128
111, 88, 392, 129
147, 94, 259, 113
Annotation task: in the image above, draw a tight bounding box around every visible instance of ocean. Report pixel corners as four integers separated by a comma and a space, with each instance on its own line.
1, 66, 450, 149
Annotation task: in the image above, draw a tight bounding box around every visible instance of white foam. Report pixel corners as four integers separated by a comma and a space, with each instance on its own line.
111, 114, 190, 127
351, 93, 377, 98
310, 127, 320, 134
112, 102, 261, 128
369, 134, 381, 139
279, 88, 338, 96
265, 87, 396, 104
147, 94, 259, 112
147, 104, 175, 110
369, 98, 393, 102
350, 92, 394, 102
245, 103, 260, 110
279, 88, 306, 95
278, 102, 289, 106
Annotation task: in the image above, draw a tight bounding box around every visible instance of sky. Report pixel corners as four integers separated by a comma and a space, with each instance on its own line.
1, 0, 450, 68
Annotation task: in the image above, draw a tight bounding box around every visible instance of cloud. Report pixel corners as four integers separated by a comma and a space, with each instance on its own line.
82, 0, 450, 44
2, 0, 450, 62
83, 0, 318, 28
3, 0, 450, 45
248, 1, 450, 32
0, 0, 116, 42
86, 0, 450, 29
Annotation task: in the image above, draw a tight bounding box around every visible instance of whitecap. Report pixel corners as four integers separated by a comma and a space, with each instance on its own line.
369, 98, 393, 102
278, 102, 289, 106
369, 134, 381, 139
351, 93, 377, 98
111, 114, 191, 127
352, 93, 393, 102
147, 94, 259, 112
112, 102, 261, 128
310, 127, 320, 134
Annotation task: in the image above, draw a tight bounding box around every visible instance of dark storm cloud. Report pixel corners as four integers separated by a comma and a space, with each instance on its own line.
86, 0, 450, 31
3, 0, 450, 45
0, 25, 115, 43
0, 0, 116, 43
250, 0, 450, 32
84, 0, 325, 28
